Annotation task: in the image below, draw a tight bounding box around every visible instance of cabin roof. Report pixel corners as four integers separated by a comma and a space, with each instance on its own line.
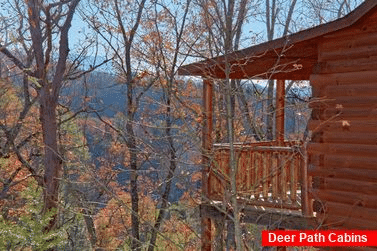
178, 0, 377, 80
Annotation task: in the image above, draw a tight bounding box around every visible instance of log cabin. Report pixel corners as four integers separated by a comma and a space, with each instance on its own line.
178, 0, 377, 249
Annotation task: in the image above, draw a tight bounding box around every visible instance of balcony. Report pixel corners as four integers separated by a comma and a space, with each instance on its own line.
207, 141, 312, 217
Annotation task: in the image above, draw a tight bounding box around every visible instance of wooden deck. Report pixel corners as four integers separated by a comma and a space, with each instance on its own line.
208, 141, 313, 217
201, 202, 317, 230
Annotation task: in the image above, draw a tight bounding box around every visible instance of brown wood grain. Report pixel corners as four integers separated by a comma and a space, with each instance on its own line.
308, 120, 377, 134
323, 201, 377, 223
313, 189, 377, 209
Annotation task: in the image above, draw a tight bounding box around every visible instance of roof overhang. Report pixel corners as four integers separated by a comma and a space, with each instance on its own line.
178, 0, 377, 81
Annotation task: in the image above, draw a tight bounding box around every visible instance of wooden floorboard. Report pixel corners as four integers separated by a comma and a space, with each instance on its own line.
201, 202, 318, 230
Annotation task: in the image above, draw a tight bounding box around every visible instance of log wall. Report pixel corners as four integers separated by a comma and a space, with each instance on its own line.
308, 16, 377, 229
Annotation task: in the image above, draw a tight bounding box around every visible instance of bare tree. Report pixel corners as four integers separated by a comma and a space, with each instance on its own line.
196, 0, 258, 249
0, 1, 39, 189
232, 0, 263, 141
263, 0, 363, 142
0, 1, 110, 241
0, 0, 81, 231
264, 0, 298, 140
304, 0, 363, 25
146, 0, 195, 250
83, 0, 150, 249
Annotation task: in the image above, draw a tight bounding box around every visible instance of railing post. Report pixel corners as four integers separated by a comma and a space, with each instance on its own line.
202, 78, 213, 250
301, 144, 313, 217
276, 80, 285, 146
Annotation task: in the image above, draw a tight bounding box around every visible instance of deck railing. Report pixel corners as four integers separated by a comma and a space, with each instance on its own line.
208, 141, 312, 215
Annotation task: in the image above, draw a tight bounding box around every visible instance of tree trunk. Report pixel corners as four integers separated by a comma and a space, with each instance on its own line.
147, 88, 177, 251
235, 80, 262, 141
224, 0, 244, 249
224, 80, 243, 251
265, 0, 297, 141
126, 101, 140, 250
40, 89, 61, 230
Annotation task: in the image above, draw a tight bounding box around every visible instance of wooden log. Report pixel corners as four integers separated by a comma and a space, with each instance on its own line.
322, 131, 377, 145
222, 150, 230, 177
213, 141, 277, 148
300, 147, 312, 217
237, 151, 246, 190
246, 150, 252, 194
320, 56, 377, 74
310, 70, 377, 86
276, 79, 285, 145
325, 83, 377, 97
322, 201, 377, 223
290, 154, 297, 203
201, 203, 316, 229
208, 153, 217, 198
234, 145, 295, 152
277, 153, 282, 199
220, 151, 230, 197
321, 107, 377, 120
320, 30, 377, 51
281, 152, 288, 202
309, 96, 377, 109
201, 78, 213, 251
311, 85, 324, 97
245, 151, 254, 192
214, 144, 296, 152
202, 78, 213, 193
324, 154, 377, 170
309, 167, 377, 183
320, 43, 377, 62
317, 213, 377, 230
252, 151, 258, 198
318, 177, 377, 195
296, 152, 302, 188
237, 198, 301, 210
211, 150, 227, 198
307, 142, 377, 157
212, 141, 303, 204
254, 151, 260, 199
213, 220, 225, 251
312, 189, 377, 209
208, 168, 218, 199
322, 23, 377, 40
262, 152, 269, 200
307, 152, 322, 170
308, 120, 377, 134
272, 152, 278, 200
253, 146, 295, 152
208, 169, 214, 198
201, 216, 212, 251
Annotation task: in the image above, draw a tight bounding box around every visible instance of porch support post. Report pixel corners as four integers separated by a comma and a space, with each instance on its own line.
301, 145, 313, 217
276, 79, 285, 145
202, 78, 213, 251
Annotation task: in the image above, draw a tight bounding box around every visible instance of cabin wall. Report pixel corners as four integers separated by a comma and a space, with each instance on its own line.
308, 14, 377, 230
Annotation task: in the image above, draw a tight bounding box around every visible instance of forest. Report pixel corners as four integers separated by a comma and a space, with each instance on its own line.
0, 0, 364, 250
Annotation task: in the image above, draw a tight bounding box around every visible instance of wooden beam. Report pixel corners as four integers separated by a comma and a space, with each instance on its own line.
276, 80, 285, 145
201, 203, 318, 230
301, 145, 313, 217
202, 78, 213, 251
202, 78, 213, 200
